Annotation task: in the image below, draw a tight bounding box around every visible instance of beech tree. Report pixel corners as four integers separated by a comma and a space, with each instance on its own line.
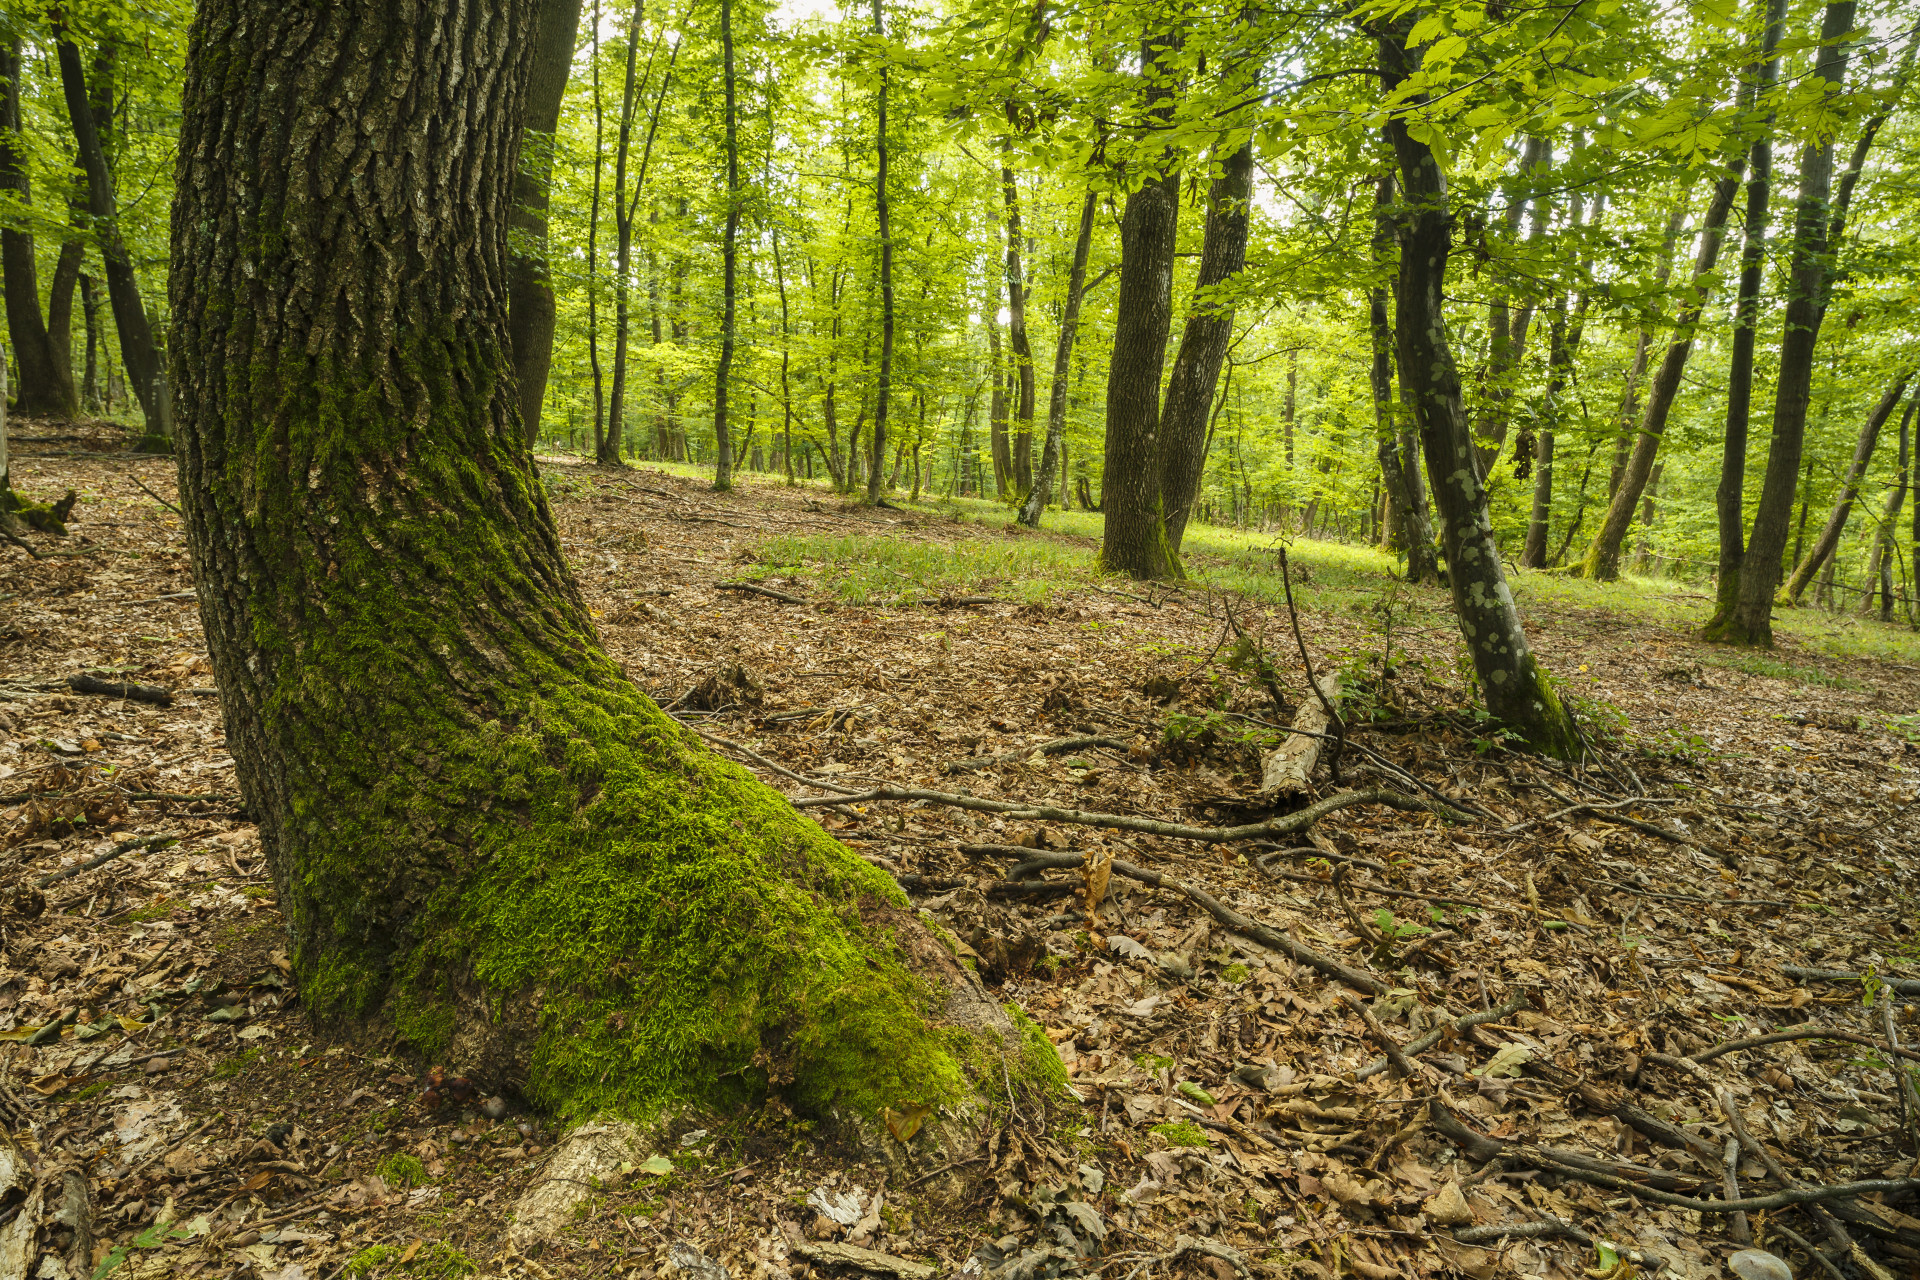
171, 0, 1042, 1119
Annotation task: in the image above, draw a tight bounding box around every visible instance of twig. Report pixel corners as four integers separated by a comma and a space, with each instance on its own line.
717, 580, 809, 605
126, 1115, 218, 1181
905, 1156, 986, 1187
678, 721, 863, 796
1721, 1088, 1861, 1263
1455, 1219, 1593, 1246
1771, 1223, 1850, 1280
1278, 548, 1345, 782
1523, 1154, 1919, 1214
35, 835, 178, 888
1355, 996, 1528, 1081
1340, 992, 1413, 1077
1683, 1023, 1920, 1067
68, 673, 173, 705
787, 783, 1461, 843
1884, 994, 1920, 1155
1329, 865, 1382, 949
126, 474, 182, 516
1783, 967, 1920, 997
1723, 1136, 1751, 1243
1505, 795, 1678, 834
943, 735, 1132, 774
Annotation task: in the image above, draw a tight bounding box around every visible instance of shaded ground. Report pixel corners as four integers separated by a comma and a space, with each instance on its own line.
3, 431, 1919, 1280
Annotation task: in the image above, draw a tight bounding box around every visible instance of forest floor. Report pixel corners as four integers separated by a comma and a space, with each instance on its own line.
4, 424, 1920, 1280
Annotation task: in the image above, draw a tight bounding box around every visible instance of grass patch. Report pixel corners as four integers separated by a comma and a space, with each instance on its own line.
347, 1241, 477, 1279
376, 1151, 430, 1188
1695, 649, 1867, 691
752, 531, 1097, 605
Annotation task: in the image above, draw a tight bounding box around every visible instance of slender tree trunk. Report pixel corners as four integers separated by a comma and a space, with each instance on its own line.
1160, 140, 1253, 555
1578, 161, 1743, 580
1099, 31, 1182, 581
1474, 135, 1550, 475
865, 0, 894, 504
1727, 0, 1859, 644
172, 0, 1023, 1122
986, 275, 1011, 499
1377, 21, 1576, 756
508, 0, 585, 445
586, 3, 607, 455
1706, 0, 1786, 637
0, 42, 79, 419
1782, 371, 1912, 600
1366, 174, 1437, 583
998, 135, 1036, 497
79, 275, 100, 410
1860, 395, 1914, 616
1018, 188, 1097, 528
54, 32, 158, 423
713, 0, 741, 491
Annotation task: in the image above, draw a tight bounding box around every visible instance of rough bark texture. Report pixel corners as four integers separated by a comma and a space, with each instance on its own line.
1579, 163, 1742, 581
171, 0, 1035, 1124
1018, 188, 1096, 528
1707, 0, 1786, 637
1782, 371, 1911, 602
507, 0, 583, 446
1098, 33, 1181, 581
1378, 26, 1576, 757
1725, 0, 1856, 645
55, 33, 158, 423
1368, 173, 1437, 583
0, 43, 78, 419
1160, 140, 1252, 555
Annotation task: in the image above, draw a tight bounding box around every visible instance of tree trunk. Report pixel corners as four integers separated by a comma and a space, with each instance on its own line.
1160, 140, 1253, 555
172, 0, 1028, 1125
999, 133, 1035, 498
1578, 161, 1743, 580
0, 42, 79, 419
1860, 395, 1913, 617
1782, 370, 1912, 601
602, 0, 652, 466
54, 32, 158, 424
1474, 135, 1550, 475
986, 277, 1010, 499
1097, 31, 1182, 580
713, 0, 742, 491
507, 0, 584, 446
1724, 0, 1857, 645
1366, 175, 1437, 583
79, 275, 100, 411
1377, 23, 1577, 757
1705, 0, 1787, 637
865, 0, 894, 504
1018, 188, 1096, 528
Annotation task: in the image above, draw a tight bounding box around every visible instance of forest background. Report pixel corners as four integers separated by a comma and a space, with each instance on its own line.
0, 0, 1916, 637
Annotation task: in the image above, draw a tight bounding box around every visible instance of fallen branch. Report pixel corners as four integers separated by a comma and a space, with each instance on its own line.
1671, 1022, 1920, 1068
126, 474, 183, 516
943, 735, 1132, 774
1340, 992, 1413, 1077
1426, 1098, 1707, 1193
68, 673, 173, 706
1721, 1088, 1861, 1265
682, 723, 862, 796
1455, 1219, 1593, 1247
1522, 1152, 1919, 1214
1261, 674, 1340, 795
958, 845, 1388, 994
716, 580, 809, 605
35, 835, 179, 888
788, 783, 1461, 843
1277, 548, 1346, 781
1354, 996, 1528, 1081
1783, 966, 1920, 997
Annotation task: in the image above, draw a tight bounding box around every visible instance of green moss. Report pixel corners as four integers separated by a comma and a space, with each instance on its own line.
124, 898, 178, 923
347, 1241, 476, 1279
375, 1152, 429, 1188
1150, 1122, 1210, 1148
1003, 1003, 1069, 1095
213, 1047, 262, 1080
70, 1081, 109, 1104
1221, 963, 1250, 984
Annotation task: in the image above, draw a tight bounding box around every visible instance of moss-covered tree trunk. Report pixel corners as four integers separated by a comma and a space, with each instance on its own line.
172, 0, 1033, 1126
1377, 24, 1578, 758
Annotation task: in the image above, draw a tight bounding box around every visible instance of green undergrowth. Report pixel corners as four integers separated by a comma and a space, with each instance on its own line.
346, 1241, 478, 1279
753, 531, 1096, 604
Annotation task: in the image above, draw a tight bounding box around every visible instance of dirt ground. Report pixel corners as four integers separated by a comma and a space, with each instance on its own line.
4, 423, 1920, 1280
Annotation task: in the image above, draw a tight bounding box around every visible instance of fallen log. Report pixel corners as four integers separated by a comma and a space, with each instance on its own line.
1262, 674, 1340, 795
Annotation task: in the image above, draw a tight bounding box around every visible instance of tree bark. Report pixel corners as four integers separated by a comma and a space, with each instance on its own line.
78, 275, 100, 411
54, 31, 158, 424
986, 275, 1010, 499
1098, 27, 1182, 580
507, 0, 584, 446
1160, 140, 1252, 555
1376, 25, 1577, 757
1724, 0, 1857, 645
1367, 174, 1437, 583
1578, 160, 1743, 580
865, 0, 894, 503
998, 132, 1035, 498
1706, 0, 1786, 637
172, 0, 1026, 1123
713, 0, 742, 491
1860, 395, 1912, 617
1474, 135, 1550, 475
1781, 370, 1912, 602
1018, 188, 1097, 528
0, 42, 79, 419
